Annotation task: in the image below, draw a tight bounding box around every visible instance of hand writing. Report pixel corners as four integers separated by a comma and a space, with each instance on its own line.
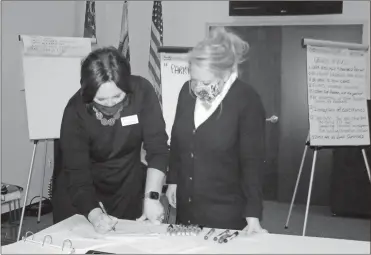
88, 208, 118, 234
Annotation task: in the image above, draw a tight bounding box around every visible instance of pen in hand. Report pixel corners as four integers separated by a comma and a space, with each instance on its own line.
99, 202, 116, 231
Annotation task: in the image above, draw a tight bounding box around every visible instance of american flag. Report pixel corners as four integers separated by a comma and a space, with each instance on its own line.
148, 1, 163, 104
83, 0, 96, 38
118, 1, 130, 62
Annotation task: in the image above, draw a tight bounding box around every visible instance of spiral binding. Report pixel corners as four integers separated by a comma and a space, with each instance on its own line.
23, 231, 75, 254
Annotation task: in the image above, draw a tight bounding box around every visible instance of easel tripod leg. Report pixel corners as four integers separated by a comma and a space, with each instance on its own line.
302, 148, 318, 236
37, 141, 48, 223
361, 149, 371, 183
285, 145, 309, 229
17, 141, 38, 241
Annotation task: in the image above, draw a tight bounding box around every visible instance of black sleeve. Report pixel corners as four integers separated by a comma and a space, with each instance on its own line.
141, 78, 169, 173
166, 82, 188, 184
60, 105, 99, 218
239, 90, 266, 220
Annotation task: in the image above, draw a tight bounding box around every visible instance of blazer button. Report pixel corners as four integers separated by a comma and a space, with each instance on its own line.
191, 153, 194, 158
188, 220, 191, 224
193, 129, 196, 134
189, 177, 192, 180
189, 198, 192, 202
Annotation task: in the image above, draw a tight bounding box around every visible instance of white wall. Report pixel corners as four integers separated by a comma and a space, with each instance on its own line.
1, 1, 76, 213
74, 1, 370, 97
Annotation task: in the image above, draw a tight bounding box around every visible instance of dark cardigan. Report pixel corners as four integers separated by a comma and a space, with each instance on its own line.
167, 79, 266, 230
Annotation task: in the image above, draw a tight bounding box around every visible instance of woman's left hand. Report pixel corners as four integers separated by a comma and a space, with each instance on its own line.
136, 199, 164, 225
243, 217, 268, 235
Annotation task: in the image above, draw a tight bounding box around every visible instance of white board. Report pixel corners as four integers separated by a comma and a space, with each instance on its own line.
306, 45, 370, 146
20, 35, 92, 140
160, 52, 190, 142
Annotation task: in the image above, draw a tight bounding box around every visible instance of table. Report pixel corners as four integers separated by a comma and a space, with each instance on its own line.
1, 184, 22, 224
1, 215, 370, 254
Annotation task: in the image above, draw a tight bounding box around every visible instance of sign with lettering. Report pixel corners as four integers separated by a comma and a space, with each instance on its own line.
307, 45, 370, 146
19, 35, 92, 140
160, 53, 190, 142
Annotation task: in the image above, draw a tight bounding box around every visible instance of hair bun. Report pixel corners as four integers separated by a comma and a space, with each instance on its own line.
209, 27, 249, 64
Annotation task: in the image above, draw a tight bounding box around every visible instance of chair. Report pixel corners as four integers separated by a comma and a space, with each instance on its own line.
1, 184, 23, 243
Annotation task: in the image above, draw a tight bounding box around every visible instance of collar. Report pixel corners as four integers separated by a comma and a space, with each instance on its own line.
216, 71, 238, 100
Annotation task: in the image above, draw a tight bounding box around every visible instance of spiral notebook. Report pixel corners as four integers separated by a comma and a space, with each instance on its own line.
1, 231, 75, 254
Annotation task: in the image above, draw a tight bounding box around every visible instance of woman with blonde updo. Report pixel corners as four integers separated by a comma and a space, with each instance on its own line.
166, 27, 268, 233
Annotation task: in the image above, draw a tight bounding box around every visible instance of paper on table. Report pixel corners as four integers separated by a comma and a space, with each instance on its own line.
112, 220, 167, 235
124, 236, 208, 254
1, 239, 74, 254
48, 219, 167, 242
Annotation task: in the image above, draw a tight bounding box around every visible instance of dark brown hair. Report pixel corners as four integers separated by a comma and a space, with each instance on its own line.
80, 46, 132, 103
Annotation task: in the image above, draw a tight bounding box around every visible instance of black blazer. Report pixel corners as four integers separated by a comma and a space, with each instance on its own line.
52, 75, 169, 223
167, 79, 266, 230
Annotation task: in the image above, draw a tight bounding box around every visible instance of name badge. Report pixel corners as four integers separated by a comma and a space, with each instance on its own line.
121, 115, 139, 126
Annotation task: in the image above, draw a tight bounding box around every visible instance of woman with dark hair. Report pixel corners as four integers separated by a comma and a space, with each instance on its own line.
52, 47, 169, 234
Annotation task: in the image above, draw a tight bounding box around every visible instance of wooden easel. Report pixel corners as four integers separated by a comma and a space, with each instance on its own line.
284, 38, 371, 236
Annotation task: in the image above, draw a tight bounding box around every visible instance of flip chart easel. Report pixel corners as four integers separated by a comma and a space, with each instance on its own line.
285, 38, 371, 236
157, 46, 192, 143
17, 35, 97, 241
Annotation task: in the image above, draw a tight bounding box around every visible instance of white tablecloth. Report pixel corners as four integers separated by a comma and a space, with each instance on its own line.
2, 215, 370, 254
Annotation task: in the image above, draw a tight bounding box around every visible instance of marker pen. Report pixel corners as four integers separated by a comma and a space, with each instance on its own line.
213, 230, 230, 241
204, 228, 215, 240
223, 231, 239, 243
218, 232, 231, 243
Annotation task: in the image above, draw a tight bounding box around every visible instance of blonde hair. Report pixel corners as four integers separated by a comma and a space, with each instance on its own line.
188, 27, 249, 78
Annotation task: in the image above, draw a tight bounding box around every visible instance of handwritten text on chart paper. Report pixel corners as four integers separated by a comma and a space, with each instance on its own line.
21, 36, 92, 57
307, 46, 370, 146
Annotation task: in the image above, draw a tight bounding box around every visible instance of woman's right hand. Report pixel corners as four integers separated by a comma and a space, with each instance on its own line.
166, 184, 177, 208
88, 208, 118, 234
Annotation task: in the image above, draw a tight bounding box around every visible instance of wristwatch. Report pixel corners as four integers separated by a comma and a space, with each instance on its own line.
144, 191, 160, 200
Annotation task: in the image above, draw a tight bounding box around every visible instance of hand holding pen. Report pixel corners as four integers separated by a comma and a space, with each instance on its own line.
98, 202, 118, 232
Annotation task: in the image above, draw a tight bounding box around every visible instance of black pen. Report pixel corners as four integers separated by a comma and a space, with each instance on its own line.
218, 232, 231, 243
204, 228, 215, 240
223, 231, 239, 243
213, 230, 230, 241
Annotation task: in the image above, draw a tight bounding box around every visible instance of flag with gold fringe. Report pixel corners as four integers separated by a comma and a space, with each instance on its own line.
83, 0, 96, 38
118, 1, 130, 62
148, 1, 163, 104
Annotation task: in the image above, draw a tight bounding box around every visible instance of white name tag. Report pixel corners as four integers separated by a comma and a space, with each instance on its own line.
121, 115, 139, 126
